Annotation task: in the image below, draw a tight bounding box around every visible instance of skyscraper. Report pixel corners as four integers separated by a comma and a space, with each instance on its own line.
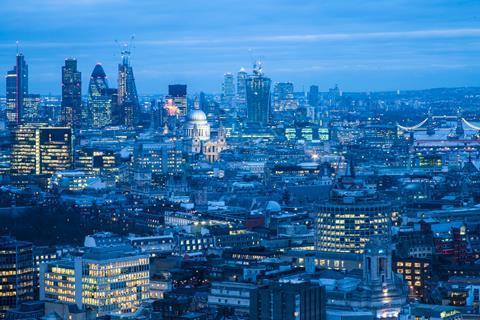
221, 72, 235, 110
5, 54, 28, 127
61, 59, 82, 129
168, 84, 187, 116
246, 62, 271, 125
88, 64, 113, 128
308, 85, 319, 107
236, 67, 248, 112
117, 49, 139, 127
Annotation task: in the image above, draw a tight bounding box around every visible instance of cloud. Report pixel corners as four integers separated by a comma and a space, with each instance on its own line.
1, 28, 479, 49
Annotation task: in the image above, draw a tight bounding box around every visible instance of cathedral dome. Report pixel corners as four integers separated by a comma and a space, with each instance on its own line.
187, 109, 207, 122
184, 97, 210, 142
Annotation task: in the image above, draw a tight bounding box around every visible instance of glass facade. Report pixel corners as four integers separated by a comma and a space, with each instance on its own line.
11, 125, 72, 176
0, 238, 34, 318
315, 202, 390, 254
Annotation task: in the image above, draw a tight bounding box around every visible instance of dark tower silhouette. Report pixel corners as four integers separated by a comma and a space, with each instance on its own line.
61, 59, 82, 129
6, 53, 28, 127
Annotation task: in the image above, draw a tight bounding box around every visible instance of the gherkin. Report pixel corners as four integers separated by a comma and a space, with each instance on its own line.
88, 63, 113, 128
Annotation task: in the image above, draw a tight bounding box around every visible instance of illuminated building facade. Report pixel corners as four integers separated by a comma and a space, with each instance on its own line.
133, 140, 184, 191
75, 147, 117, 176
284, 126, 329, 141
88, 64, 113, 128
117, 50, 139, 127
5, 54, 28, 128
246, 62, 271, 125
22, 94, 41, 124
40, 246, 149, 316
394, 258, 432, 300
168, 84, 187, 116
61, 59, 82, 129
0, 237, 34, 319
11, 124, 73, 176
315, 168, 390, 255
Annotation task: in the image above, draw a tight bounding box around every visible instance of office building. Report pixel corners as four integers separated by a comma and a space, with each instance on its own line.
40, 245, 149, 316
236, 67, 248, 112
75, 146, 117, 176
315, 165, 390, 255
61, 59, 82, 129
22, 94, 41, 123
221, 72, 235, 110
246, 62, 271, 125
273, 82, 297, 111
133, 139, 184, 192
250, 281, 326, 320
5, 54, 28, 127
0, 237, 34, 319
308, 85, 319, 107
88, 64, 113, 128
10, 124, 73, 176
208, 281, 258, 315
117, 49, 139, 127
168, 84, 187, 116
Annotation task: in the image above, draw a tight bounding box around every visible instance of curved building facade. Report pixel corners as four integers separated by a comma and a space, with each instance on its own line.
88, 64, 113, 128
315, 174, 391, 255
315, 201, 390, 254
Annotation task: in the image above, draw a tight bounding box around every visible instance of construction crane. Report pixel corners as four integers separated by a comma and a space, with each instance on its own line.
115, 35, 135, 66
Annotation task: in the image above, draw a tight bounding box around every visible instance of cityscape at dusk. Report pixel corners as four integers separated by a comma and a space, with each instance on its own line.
1, 1, 480, 320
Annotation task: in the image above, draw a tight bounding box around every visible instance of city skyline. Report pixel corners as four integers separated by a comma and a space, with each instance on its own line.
1, 0, 480, 94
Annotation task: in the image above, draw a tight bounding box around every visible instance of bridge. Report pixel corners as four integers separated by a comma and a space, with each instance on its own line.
397, 108, 480, 135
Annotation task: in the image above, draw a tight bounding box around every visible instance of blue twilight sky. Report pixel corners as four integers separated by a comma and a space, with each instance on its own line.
0, 0, 480, 95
